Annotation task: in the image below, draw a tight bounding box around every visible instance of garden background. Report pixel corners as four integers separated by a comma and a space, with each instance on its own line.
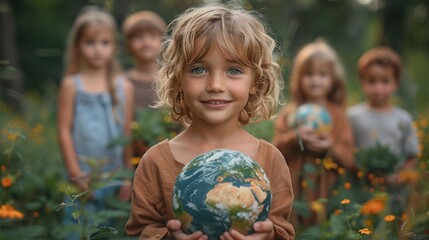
0, 0, 428, 239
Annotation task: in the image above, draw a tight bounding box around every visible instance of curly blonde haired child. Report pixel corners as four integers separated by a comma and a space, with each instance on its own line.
126, 3, 294, 239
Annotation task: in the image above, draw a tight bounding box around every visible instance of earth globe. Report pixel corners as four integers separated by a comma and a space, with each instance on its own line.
291, 103, 332, 134
172, 149, 272, 239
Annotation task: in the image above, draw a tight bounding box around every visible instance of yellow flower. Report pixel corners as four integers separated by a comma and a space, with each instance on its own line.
322, 157, 338, 170
341, 199, 350, 205
384, 215, 396, 222
358, 228, 372, 235
338, 167, 345, 175
310, 201, 325, 213
130, 121, 139, 130
1, 177, 12, 188
131, 157, 141, 166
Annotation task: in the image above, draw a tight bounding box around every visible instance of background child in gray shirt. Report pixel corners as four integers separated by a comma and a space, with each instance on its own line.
348, 46, 419, 181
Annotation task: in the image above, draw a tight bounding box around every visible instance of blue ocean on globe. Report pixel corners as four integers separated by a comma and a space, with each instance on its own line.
293, 103, 332, 134
172, 149, 272, 239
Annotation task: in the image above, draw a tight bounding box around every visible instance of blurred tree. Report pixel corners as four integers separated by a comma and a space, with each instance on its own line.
2, 0, 428, 113
10, 0, 86, 94
0, 0, 22, 110
380, 0, 410, 54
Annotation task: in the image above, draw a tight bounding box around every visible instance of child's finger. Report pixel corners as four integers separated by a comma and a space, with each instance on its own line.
167, 220, 206, 240
224, 230, 244, 240
166, 219, 181, 232
253, 220, 273, 233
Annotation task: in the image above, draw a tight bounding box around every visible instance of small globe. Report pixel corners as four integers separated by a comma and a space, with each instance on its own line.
291, 103, 332, 134
172, 149, 272, 239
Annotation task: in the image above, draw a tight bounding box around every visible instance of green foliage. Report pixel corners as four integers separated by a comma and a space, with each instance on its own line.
355, 143, 401, 175
132, 108, 182, 147
57, 158, 131, 239
243, 120, 274, 141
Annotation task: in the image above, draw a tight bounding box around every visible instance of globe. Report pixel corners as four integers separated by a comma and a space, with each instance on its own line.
172, 149, 272, 239
291, 103, 332, 134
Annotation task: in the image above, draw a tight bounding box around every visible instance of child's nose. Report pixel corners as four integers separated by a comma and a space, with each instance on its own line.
206, 73, 225, 92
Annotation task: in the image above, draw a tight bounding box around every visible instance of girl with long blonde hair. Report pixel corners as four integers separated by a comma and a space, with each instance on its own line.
57, 6, 134, 222
273, 39, 356, 231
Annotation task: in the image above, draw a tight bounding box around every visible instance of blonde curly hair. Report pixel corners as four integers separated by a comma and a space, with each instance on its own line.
154, 4, 282, 126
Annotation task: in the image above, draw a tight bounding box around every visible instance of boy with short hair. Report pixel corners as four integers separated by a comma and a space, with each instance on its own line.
348, 46, 419, 182
122, 11, 166, 109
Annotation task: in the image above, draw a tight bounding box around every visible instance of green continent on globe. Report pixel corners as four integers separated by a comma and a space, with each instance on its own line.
172, 149, 272, 239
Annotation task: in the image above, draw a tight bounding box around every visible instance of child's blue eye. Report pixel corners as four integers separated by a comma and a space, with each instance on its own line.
227, 68, 242, 75
191, 67, 206, 74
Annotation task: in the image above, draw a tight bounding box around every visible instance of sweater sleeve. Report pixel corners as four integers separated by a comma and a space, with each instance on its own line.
272, 105, 301, 158
125, 149, 169, 239
265, 144, 295, 239
327, 109, 356, 170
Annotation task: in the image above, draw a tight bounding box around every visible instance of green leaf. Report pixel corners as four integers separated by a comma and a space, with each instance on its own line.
329, 214, 348, 237
88, 226, 118, 239
24, 201, 44, 210
1, 225, 47, 239
303, 162, 317, 174
71, 210, 81, 220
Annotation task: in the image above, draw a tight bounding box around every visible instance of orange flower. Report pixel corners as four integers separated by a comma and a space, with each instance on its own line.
384, 215, 396, 222
419, 118, 428, 128
341, 199, 350, 205
358, 228, 372, 235
1, 177, 12, 188
0, 205, 24, 219
7, 132, 18, 142
364, 219, 373, 228
398, 170, 420, 183
401, 213, 409, 222
0, 165, 6, 172
361, 199, 385, 215
344, 182, 351, 189
334, 209, 342, 215
301, 180, 308, 189
357, 171, 363, 178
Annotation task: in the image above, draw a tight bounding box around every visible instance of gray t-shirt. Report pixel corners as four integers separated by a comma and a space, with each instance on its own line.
347, 103, 419, 159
